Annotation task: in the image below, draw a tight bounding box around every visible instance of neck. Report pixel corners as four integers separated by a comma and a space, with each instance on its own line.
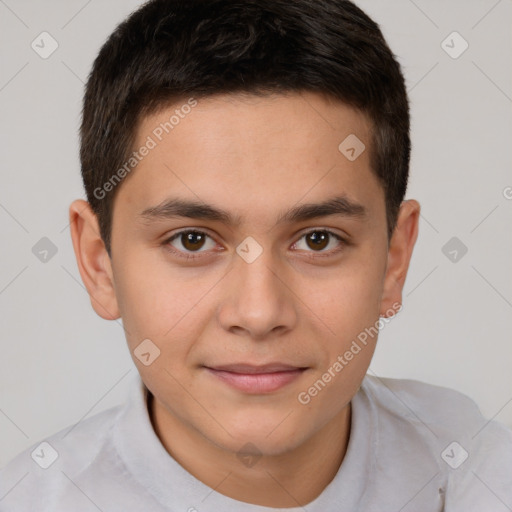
148, 393, 352, 507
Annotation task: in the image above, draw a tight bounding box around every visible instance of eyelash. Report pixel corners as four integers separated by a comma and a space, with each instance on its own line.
162, 228, 349, 261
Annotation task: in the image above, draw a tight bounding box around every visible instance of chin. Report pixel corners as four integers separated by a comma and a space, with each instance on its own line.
212, 424, 306, 458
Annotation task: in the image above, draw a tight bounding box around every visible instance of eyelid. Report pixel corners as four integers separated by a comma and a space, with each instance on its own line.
295, 225, 349, 242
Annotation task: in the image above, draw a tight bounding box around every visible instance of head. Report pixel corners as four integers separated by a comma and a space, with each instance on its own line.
70, 0, 419, 459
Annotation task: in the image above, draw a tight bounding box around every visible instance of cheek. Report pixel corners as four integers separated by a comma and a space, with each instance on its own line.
303, 257, 384, 340
112, 253, 176, 344
114, 253, 217, 350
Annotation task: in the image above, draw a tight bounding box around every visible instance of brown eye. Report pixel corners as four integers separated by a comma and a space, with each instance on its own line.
293, 230, 346, 255
166, 230, 216, 256
180, 231, 206, 251
305, 231, 329, 251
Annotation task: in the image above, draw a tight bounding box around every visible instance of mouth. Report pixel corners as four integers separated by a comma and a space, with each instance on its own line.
203, 363, 308, 394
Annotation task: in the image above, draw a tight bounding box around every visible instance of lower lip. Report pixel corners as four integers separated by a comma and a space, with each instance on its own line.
205, 368, 306, 393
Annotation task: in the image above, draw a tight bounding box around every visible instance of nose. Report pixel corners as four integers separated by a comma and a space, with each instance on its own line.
217, 245, 298, 340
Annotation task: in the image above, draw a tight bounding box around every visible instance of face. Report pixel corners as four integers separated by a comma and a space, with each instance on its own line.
72, 92, 418, 457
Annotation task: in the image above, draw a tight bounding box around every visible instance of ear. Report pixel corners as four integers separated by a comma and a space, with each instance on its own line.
68, 199, 120, 320
379, 199, 420, 317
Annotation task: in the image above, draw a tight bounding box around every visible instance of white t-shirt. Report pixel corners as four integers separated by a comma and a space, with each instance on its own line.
1, 373, 511, 511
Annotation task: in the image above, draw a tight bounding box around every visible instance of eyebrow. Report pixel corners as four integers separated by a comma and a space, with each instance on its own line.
139, 194, 368, 227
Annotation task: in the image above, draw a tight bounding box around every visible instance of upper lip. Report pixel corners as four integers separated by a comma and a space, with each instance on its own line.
205, 363, 306, 374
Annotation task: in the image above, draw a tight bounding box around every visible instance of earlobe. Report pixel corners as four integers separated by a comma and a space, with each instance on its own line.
68, 199, 121, 320
379, 199, 420, 317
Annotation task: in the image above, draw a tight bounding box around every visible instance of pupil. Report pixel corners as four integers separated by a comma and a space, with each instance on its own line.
308, 231, 328, 250
183, 231, 205, 251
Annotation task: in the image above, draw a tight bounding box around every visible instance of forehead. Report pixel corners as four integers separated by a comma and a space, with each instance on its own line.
114, 92, 384, 230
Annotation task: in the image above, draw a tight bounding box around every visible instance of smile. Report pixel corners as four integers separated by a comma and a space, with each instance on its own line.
204, 364, 308, 393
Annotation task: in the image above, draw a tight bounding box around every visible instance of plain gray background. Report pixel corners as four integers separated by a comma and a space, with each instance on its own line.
1, 0, 511, 468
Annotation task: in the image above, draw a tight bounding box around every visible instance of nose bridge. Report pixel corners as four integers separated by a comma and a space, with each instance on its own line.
235, 237, 283, 310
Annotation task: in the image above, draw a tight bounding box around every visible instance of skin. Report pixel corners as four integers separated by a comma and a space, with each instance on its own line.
69, 92, 420, 507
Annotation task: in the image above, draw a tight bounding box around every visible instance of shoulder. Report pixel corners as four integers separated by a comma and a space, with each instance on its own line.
361, 374, 486, 430
0, 403, 124, 512
360, 374, 512, 507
